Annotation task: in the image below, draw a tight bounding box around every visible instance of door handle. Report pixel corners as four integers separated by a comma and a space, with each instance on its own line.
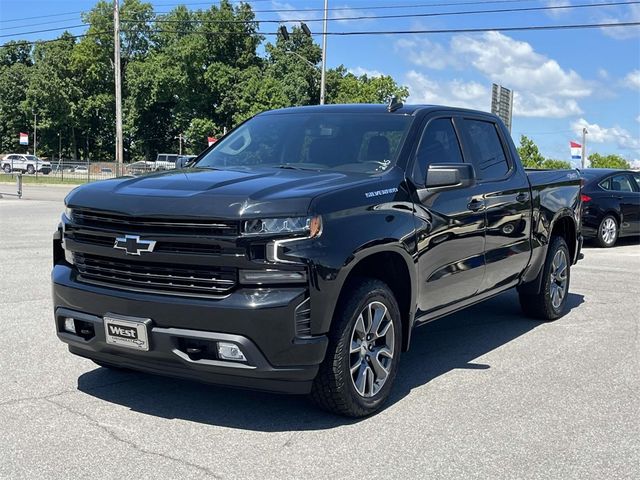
516, 192, 530, 203
467, 199, 486, 212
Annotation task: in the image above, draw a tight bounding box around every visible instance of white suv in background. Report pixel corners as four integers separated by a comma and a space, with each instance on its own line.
2, 154, 51, 174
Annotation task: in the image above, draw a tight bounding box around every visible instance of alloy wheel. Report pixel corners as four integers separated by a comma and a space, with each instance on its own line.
601, 217, 617, 245
549, 249, 568, 309
349, 301, 395, 398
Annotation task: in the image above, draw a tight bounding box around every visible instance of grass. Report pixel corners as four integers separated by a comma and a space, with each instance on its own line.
0, 174, 90, 185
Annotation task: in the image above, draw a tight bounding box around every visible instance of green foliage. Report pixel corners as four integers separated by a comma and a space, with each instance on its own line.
588, 152, 631, 169
541, 159, 571, 169
0, 0, 409, 161
517, 135, 545, 168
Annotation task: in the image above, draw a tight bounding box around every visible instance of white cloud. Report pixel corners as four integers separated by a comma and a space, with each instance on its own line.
393, 38, 456, 70
598, 68, 609, 80
450, 32, 591, 98
272, 1, 313, 23
348, 67, 385, 78
404, 70, 490, 111
545, 0, 572, 18
599, 4, 640, 39
622, 70, 640, 90
395, 31, 593, 118
572, 118, 640, 151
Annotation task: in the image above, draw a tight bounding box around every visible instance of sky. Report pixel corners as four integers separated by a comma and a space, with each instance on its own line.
1, 0, 639, 166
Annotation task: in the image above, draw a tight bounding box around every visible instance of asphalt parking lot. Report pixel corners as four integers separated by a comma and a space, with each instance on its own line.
1, 185, 638, 479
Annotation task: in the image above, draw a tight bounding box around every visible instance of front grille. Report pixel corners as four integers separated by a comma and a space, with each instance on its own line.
69, 231, 228, 256
72, 209, 239, 236
74, 253, 237, 297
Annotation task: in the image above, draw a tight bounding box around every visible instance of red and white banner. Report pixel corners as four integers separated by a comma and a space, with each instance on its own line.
570, 141, 581, 160
207, 136, 217, 147
19, 132, 28, 145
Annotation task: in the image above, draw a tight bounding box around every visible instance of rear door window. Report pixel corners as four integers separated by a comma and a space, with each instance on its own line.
461, 119, 510, 181
603, 174, 635, 192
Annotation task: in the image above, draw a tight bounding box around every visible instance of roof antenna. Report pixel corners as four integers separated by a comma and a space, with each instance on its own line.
387, 96, 403, 112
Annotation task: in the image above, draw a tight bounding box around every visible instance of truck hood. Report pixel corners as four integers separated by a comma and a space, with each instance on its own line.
65, 167, 378, 218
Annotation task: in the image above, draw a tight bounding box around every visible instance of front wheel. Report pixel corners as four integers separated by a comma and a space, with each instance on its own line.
26, 164, 35, 174
519, 236, 571, 320
310, 278, 402, 417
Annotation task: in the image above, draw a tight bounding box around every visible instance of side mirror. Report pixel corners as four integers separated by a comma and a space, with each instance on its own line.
425, 163, 476, 190
175, 157, 190, 169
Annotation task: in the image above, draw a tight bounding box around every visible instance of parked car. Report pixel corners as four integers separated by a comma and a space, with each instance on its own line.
53, 104, 582, 417
71, 165, 89, 174
579, 168, 640, 247
155, 153, 180, 170
1, 154, 51, 174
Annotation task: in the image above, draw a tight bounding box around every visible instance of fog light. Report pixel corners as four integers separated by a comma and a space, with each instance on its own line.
64, 249, 74, 265
217, 342, 246, 362
64, 317, 76, 334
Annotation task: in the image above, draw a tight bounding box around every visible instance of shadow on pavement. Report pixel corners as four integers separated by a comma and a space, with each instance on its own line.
77, 290, 584, 431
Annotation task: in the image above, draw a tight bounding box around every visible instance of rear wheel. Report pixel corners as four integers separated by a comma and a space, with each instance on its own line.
596, 215, 618, 248
519, 236, 571, 320
310, 278, 401, 417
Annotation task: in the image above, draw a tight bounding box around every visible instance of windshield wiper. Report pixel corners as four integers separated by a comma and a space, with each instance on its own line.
275, 163, 321, 171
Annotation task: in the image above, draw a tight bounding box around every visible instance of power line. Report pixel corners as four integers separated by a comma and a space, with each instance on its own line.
153, 0, 547, 15
0, 25, 87, 39
1, 31, 111, 48
5, 0, 636, 39
123, 21, 640, 36
121, 1, 640, 25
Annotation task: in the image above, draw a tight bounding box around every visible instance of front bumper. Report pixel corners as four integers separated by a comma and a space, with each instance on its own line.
53, 264, 327, 394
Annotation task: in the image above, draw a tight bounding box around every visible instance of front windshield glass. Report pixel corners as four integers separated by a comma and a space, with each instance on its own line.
195, 112, 412, 174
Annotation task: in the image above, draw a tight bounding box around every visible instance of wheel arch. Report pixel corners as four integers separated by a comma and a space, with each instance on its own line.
330, 248, 416, 352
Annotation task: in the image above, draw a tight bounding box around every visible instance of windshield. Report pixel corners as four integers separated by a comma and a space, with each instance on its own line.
195, 112, 412, 174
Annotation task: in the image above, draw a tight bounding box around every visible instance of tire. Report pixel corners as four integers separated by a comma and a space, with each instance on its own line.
519, 236, 571, 321
596, 214, 618, 248
310, 278, 402, 417
2, 164, 10, 174
26, 164, 35, 174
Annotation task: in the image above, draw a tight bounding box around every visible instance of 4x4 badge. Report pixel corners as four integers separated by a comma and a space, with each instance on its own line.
113, 235, 156, 255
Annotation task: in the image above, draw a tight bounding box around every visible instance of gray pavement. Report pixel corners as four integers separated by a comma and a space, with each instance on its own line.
1, 185, 639, 479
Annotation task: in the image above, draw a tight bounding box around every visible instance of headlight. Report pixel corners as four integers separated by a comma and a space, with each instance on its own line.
64, 206, 73, 221
243, 216, 322, 237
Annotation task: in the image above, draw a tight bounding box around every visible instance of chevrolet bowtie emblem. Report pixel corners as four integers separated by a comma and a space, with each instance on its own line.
113, 235, 156, 255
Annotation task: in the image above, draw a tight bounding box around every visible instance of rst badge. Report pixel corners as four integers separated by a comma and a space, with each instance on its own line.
113, 235, 156, 255
103, 315, 150, 351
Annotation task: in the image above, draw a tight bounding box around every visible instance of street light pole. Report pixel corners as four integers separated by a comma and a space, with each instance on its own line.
319, 0, 328, 105
581, 127, 588, 168
114, 0, 124, 176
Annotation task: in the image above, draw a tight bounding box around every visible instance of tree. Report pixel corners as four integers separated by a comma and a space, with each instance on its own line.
588, 152, 630, 169
542, 159, 571, 169
517, 135, 545, 168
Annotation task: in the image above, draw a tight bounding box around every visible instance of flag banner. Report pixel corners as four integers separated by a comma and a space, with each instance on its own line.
208, 136, 217, 146
570, 141, 581, 160
19, 132, 28, 145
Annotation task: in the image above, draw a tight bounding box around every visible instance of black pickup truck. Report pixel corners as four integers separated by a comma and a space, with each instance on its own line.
53, 104, 582, 417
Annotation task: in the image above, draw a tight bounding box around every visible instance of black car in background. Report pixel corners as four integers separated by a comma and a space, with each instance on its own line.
579, 169, 640, 247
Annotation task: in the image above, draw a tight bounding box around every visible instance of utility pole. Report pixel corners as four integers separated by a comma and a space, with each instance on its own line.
114, 0, 124, 176
33, 113, 37, 157
178, 133, 183, 155
581, 127, 588, 168
319, 0, 328, 105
